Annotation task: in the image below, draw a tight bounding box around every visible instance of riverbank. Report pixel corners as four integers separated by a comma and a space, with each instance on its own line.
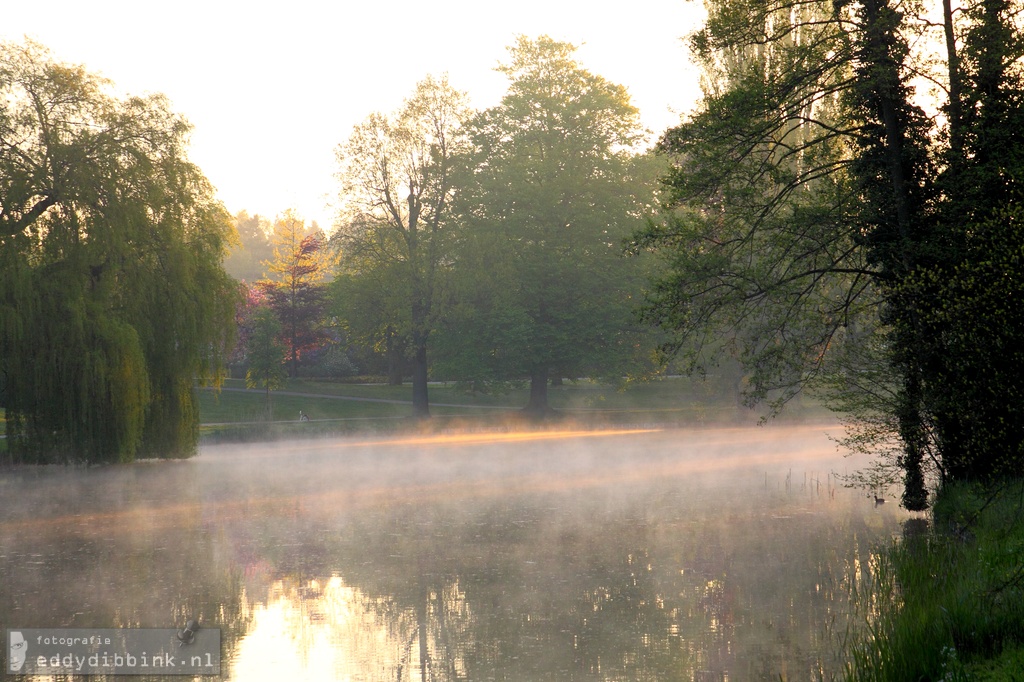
0, 376, 835, 456
193, 376, 834, 443
844, 480, 1024, 681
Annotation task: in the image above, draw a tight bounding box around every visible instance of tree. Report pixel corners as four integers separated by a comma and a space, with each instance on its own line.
245, 306, 287, 418
637, 0, 867, 405
258, 210, 333, 378
638, 0, 1024, 506
0, 40, 237, 463
917, 0, 1024, 485
439, 36, 655, 415
223, 210, 274, 282
335, 75, 471, 417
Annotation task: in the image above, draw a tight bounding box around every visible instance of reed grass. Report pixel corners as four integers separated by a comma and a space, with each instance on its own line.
843, 481, 1024, 681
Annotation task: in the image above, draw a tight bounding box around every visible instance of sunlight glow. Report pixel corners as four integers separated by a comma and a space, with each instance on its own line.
1, 0, 703, 227
345, 428, 663, 448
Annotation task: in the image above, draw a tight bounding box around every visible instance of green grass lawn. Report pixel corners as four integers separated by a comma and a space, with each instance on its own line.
1, 376, 831, 446
199, 375, 833, 429
201, 376, 729, 424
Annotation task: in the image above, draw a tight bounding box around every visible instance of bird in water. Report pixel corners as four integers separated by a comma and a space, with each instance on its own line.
177, 620, 199, 646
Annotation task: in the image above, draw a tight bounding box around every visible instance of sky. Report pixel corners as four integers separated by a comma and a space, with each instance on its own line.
3, 1, 706, 231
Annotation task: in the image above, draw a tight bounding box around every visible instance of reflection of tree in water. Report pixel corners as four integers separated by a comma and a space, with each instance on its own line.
0, 465, 253, 681
2, 435, 912, 680
230, 573, 474, 680
301, 499, 700, 680
220, 478, 905, 681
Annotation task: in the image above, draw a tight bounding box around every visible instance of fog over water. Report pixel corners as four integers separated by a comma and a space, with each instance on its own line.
0, 425, 911, 680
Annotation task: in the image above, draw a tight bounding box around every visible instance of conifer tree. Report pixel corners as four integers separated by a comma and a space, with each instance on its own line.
258, 210, 333, 378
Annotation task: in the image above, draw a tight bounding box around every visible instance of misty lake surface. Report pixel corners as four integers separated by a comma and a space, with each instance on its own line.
0, 425, 912, 680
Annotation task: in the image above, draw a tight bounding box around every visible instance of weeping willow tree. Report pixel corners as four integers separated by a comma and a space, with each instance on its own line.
0, 40, 237, 463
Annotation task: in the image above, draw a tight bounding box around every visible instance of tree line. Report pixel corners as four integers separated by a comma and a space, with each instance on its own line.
230, 36, 662, 419
3, 21, 1022, 510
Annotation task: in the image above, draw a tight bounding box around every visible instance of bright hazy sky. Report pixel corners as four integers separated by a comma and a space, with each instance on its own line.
3, 1, 705, 230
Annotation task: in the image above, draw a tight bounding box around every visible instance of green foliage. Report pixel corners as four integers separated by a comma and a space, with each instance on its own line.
844, 482, 1024, 680
437, 36, 659, 413
0, 39, 237, 463
327, 254, 412, 385
636, 0, 870, 416
904, 206, 1024, 484
244, 306, 286, 417
642, 0, 1024, 505
334, 75, 471, 416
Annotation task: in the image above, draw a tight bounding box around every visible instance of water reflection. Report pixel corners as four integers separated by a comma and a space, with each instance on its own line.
0, 426, 909, 680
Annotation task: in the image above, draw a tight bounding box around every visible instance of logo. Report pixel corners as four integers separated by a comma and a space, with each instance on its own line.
9, 631, 27, 672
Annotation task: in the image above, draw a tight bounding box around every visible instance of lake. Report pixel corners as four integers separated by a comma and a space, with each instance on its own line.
0, 425, 911, 680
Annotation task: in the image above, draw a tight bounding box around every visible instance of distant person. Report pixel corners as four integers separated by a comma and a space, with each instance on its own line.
299, 411, 310, 422
9, 631, 27, 672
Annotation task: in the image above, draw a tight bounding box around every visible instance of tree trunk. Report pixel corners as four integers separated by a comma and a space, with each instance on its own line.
524, 366, 549, 417
412, 335, 430, 419
899, 370, 929, 510
943, 0, 964, 155
859, 0, 932, 509
410, 266, 431, 418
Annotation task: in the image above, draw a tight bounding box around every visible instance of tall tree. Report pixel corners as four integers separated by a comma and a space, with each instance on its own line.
0, 40, 237, 463
335, 75, 471, 417
637, 0, 867, 406
844, 0, 937, 509
258, 210, 332, 378
916, 0, 1024, 484
639, 0, 1024, 506
441, 36, 655, 414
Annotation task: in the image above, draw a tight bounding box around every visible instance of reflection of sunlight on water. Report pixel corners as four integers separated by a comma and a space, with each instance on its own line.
233, 577, 392, 681
230, 577, 471, 681
0, 425, 916, 680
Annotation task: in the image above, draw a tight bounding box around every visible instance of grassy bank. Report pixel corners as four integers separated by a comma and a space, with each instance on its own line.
844, 481, 1024, 681
196, 375, 834, 442
2, 376, 831, 451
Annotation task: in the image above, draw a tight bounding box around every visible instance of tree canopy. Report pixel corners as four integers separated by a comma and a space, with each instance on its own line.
637, 0, 1024, 506
258, 210, 333, 378
0, 40, 237, 463
334, 75, 471, 416
436, 36, 658, 413
223, 210, 274, 283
